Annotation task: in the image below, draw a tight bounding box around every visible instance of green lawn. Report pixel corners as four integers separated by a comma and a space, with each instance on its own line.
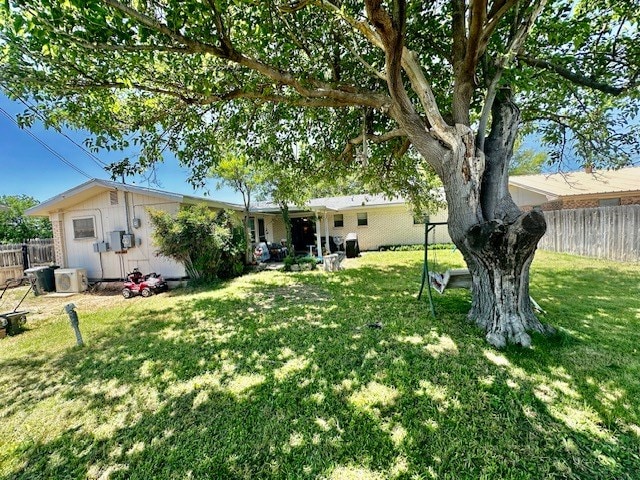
1, 250, 639, 479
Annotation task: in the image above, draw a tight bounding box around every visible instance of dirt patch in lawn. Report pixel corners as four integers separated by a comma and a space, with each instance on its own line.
0, 283, 130, 324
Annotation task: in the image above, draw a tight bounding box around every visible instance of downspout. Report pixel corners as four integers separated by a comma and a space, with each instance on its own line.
123, 191, 132, 234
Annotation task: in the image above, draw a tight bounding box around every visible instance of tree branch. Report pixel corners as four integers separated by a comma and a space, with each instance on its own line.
66, 80, 366, 108
340, 128, 407, 159
102, 0, 225, 56
101, 0, 389, 109
476, 0, 547, 150
480, 0, 519, 44
518, 55, 632, 95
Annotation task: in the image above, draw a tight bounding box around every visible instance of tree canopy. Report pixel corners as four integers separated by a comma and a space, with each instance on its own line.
0, 195, 52, 243
0, 1, 636, 180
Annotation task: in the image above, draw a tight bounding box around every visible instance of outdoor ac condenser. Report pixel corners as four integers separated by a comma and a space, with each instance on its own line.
54, 268, 88, 293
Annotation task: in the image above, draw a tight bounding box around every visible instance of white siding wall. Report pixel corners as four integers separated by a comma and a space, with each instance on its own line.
509, 185, 549, 208
331, 206, 450, 250
57, 190, 186, 280
272, 214, 287, 245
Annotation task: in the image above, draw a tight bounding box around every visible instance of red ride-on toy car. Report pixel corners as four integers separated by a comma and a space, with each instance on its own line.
122, 269, 168, 298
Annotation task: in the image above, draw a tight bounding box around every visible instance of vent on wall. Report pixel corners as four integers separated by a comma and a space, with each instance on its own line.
109, 190, 119, 205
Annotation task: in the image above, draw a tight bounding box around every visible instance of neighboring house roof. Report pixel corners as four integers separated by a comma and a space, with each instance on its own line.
252, 193, 406, 213
25, 178, 243, 216
509, 167, 640, 199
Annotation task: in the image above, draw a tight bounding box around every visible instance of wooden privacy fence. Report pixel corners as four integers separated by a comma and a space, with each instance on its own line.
539, 205, 640, 262
0, 248, 24, 286
0, 239, 55, 285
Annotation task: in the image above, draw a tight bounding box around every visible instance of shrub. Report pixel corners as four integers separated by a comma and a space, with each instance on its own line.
283, 255, 318, 272
148, 206, 245, 282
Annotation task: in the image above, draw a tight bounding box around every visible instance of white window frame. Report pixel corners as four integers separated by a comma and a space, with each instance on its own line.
72, 216, 96, 240
334, 214, 344, 228
357, 212, 368, 226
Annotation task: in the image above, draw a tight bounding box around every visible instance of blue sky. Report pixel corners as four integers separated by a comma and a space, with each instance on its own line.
0, 93, 243, 204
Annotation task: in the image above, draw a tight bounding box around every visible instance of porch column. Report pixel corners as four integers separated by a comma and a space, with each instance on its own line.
324, 214, 331, 254
315, 213, 323, 259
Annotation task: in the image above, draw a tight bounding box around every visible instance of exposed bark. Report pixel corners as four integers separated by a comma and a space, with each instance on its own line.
463, 210, 552, 348
398, 84, 554, 347
456, 90, 553, 347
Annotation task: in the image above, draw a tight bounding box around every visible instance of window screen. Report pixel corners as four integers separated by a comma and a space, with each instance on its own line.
73, 217, 96, 239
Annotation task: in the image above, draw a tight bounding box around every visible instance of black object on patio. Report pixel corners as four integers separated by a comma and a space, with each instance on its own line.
345, 232, 360, 258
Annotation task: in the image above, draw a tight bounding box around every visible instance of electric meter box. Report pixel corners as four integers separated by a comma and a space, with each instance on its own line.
122, 233, 135, 249
92, 241, 109, 253
110, 230, 125, 251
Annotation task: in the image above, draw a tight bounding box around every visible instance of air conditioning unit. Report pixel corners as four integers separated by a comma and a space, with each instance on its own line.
54, 268, 88, 293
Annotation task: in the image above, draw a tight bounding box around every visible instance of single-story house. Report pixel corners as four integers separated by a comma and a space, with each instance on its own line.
509, 166, 640, 211
25, 179, 242, 281
251, 194, 449, 255
26, 179, 450, 281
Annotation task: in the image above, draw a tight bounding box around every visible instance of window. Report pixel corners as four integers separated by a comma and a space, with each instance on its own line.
357, 212, 368, 226
599, 198, 620, 207
334, 214, 344, 228
72, 217, 96, 239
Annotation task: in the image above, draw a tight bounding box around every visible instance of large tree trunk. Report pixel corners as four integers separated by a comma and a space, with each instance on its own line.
460, 209, 552, 347
409, 89, 555, 347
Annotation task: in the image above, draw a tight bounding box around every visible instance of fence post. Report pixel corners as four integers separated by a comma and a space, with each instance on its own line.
21, 244, 29, 271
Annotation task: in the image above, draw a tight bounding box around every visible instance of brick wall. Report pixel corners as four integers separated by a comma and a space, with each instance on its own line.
532, 194, 640, 211
561, 198, 599, 209
539, 200, 563, 211
49, 212, 67, 267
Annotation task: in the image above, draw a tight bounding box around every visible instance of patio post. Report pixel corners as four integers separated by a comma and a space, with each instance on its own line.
323, 213, 331, 254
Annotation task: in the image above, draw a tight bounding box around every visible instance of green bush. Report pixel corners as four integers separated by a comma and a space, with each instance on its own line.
283, 255, 318, 272
148, 206, 245, 282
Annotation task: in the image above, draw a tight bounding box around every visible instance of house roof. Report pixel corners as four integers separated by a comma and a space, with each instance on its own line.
25, 178, 242, 216
251, 193, 406, 213
509, 167, 640, 199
